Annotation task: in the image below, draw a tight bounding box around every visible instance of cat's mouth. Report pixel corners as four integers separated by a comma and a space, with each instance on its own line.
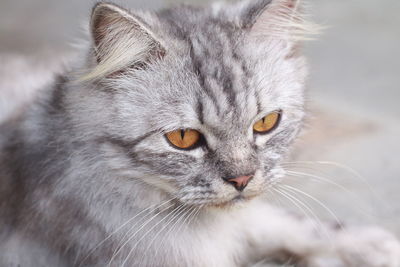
178, 177, 266, 207
211, 192, 260, 208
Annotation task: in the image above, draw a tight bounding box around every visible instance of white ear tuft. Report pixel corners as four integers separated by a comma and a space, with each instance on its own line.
249, 0, 321, 41
82, 3, 164, 81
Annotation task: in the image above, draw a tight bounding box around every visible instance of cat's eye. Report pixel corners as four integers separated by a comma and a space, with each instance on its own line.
166, 129, 201, 150
253, 111, 281, 134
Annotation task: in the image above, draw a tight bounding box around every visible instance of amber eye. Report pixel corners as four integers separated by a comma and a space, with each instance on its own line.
253, 111, 281, 134
166, 129, 201, 149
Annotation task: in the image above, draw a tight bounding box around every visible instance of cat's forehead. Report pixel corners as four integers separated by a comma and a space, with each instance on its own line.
119, 40, 297, 131
157, 15, 292, 118
113, 8, 305, 132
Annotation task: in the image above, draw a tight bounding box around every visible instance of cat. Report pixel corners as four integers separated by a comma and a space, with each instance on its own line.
0, 0, 399, 266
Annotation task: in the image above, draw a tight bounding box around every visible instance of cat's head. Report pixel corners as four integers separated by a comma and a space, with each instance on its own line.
72, 0, 313, 207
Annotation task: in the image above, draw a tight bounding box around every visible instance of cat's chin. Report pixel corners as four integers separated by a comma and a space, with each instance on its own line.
203, 192, 261, 209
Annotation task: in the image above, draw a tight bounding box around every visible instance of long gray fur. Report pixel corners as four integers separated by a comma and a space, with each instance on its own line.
1, 1, 399, 266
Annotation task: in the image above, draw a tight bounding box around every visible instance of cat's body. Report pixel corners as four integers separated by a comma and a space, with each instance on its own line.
1, 1, 400, 266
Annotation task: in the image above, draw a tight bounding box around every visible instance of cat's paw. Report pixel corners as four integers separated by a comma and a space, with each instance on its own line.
334, 226, 400, 267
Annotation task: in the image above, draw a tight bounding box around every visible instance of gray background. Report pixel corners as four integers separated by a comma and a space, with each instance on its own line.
1, 0, 399, 235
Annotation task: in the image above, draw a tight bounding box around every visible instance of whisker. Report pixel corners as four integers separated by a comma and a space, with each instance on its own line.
153, 205, 199, 260
78, 197, 175, 266
120, 204, 185, 267
286, 170, 353, 193
265, 188, 285, 209
110, 199, 176, 260
281, 184, 367, 258
274, 187, 333, 244
171, 206, 202, 265
281, 184, 343, 228
176, 205, 201, 235
108, 202, 175, 266
138, 204, 191, 264
281, 160, 376, 194
284, 170, 374, 218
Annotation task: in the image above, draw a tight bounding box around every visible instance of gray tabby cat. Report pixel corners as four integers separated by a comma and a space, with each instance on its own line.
0, 0, 399, 266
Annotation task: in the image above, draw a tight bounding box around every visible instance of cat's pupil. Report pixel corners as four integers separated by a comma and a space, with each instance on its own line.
180, 130, 185, 140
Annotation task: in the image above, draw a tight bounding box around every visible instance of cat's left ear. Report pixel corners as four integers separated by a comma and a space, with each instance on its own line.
84, 3, 165, 80
230, 0, 313, 40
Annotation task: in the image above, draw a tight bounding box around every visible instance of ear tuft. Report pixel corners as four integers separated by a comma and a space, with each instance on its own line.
237, 0, 273, 29
250, 0, 319, 41
228, 0, 320, 41
82, 3, 164, 81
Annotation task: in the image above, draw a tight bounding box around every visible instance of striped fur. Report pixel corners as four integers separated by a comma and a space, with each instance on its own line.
1, 1, 399, 267
80, 0, 317, 82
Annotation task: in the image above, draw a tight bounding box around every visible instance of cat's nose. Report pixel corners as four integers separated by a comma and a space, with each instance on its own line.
223, 174, 253, 192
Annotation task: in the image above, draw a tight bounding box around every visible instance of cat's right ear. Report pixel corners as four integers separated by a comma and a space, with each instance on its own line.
85, 3, 165, 80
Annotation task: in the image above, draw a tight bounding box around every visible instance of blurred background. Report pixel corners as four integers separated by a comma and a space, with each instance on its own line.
0, 0, 399, 236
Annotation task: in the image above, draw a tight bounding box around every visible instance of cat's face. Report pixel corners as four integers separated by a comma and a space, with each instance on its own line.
77, 0, 309, 207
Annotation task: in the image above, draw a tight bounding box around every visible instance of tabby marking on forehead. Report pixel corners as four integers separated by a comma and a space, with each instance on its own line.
80, 0, 318, 82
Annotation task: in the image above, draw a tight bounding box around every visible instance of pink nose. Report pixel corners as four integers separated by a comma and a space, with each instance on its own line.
225, 175, 253, 191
